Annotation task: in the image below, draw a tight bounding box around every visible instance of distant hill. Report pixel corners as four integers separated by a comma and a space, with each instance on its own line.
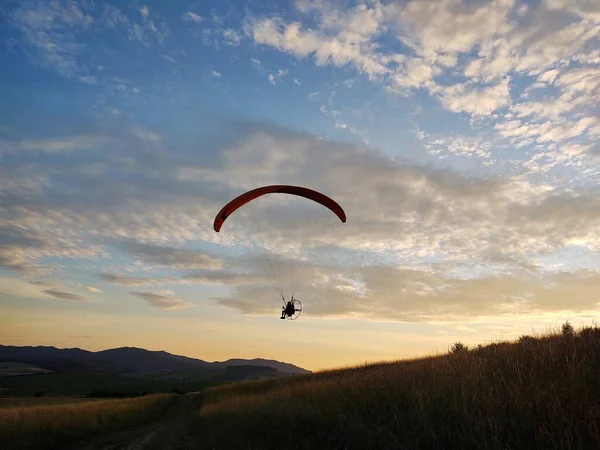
0, 345, 311, 376
0, 362, 51, 377
214, 358, 311, 375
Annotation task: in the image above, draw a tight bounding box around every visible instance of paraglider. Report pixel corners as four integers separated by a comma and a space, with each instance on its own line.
213, 185, 346, 232
213, 185, 346, 320
280, 296, 302, 320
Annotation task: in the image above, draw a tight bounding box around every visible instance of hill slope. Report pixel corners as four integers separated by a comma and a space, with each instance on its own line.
198, 325, 600, 450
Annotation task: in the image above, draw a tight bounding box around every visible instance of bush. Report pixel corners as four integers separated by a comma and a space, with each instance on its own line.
450, 342, 468, 354
518, 335, 536, 345
562, 321, 575, 336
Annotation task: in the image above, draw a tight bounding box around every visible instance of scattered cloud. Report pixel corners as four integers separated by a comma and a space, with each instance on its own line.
0, 278, 52, 300
9, 0, 93, 77
78, 284, 102, 293
130, 290, 195, 310
99, 273, 172, 286
117, 241, 222, 271
431, 78, 512, 117
183, 12, 203, 24
4, 119, 600, 323
28, 280, 53, 287
41, 289, 88, 302
9, 1, 168, 81
245, 0, 600, 176
267, 68, 288, 85
3, 0, 600, 326
223, 28, 242, 45
161, 54, 177, 63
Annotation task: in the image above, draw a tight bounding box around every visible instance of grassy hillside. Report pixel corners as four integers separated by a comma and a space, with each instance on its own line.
197, 324, 600, 450
0, 396, 104, 408
0, 394, 174, 450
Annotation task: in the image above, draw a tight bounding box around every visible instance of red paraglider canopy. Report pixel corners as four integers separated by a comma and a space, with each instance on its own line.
213, 185, 346, 232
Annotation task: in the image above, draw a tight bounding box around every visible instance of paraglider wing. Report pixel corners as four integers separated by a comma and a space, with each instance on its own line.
213, 185, 346, 232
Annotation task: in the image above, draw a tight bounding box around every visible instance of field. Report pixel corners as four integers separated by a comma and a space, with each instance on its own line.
0, 372, 216, 397
0, 397, 103, 408
2, 324, 599, 449
0, 394, 175, 450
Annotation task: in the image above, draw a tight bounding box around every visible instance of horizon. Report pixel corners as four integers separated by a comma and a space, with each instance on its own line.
2, 0, 600, 372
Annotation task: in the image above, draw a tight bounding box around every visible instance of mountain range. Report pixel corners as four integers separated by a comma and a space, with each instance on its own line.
0, 345, 310, 376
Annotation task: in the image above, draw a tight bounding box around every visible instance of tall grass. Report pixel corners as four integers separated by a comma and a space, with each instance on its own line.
198, 325, 600, 450
0, 397, 103, 409
0, 393, 174, 449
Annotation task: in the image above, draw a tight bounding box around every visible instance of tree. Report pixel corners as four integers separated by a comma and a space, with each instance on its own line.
562, 321, 574, 337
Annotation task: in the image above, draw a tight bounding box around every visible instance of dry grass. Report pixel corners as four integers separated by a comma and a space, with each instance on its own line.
0, 393, 174, 449
0, 396, 103, 409
198, 325, 600, 450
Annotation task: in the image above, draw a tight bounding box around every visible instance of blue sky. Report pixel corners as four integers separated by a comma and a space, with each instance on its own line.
1, 0, 600, 370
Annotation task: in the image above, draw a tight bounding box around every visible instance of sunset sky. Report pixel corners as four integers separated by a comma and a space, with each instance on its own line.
1, 0, 600, 371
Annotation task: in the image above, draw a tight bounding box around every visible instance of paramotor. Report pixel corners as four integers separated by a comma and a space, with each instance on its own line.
213, 185, 346, 319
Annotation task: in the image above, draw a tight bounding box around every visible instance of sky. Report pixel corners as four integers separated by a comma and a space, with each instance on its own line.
1, 0, 599, 372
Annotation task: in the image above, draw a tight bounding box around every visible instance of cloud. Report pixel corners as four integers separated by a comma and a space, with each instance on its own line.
420, 131, 493, 159
99, 273, 170, 286
223, 28, 242, 45
161, 54, 177, 63
6, 121, 600, 263
245, 0, 600, 177
11, 134, 112, 154
41, 289, 88, 301
430, 78, 512, 117
117, 241, 223, 271
182, 268, 271, 287
0, 278, 51, 300
130, 290, 195, 310
4, 114, 600, 321
2, 0, 600, 329
0, 223, 100, 276
28, 280, 53, 287
9, 1, 168, 82
267, 69, 288, 85
78, 284, 102, 293
215, 265, 600, 321
183, 12, 203, 24
9, 0, 93, 77
248, 5, 389, 80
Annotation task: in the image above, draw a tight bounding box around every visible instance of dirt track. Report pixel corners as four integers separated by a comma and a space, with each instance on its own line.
70, 395, 203, 450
